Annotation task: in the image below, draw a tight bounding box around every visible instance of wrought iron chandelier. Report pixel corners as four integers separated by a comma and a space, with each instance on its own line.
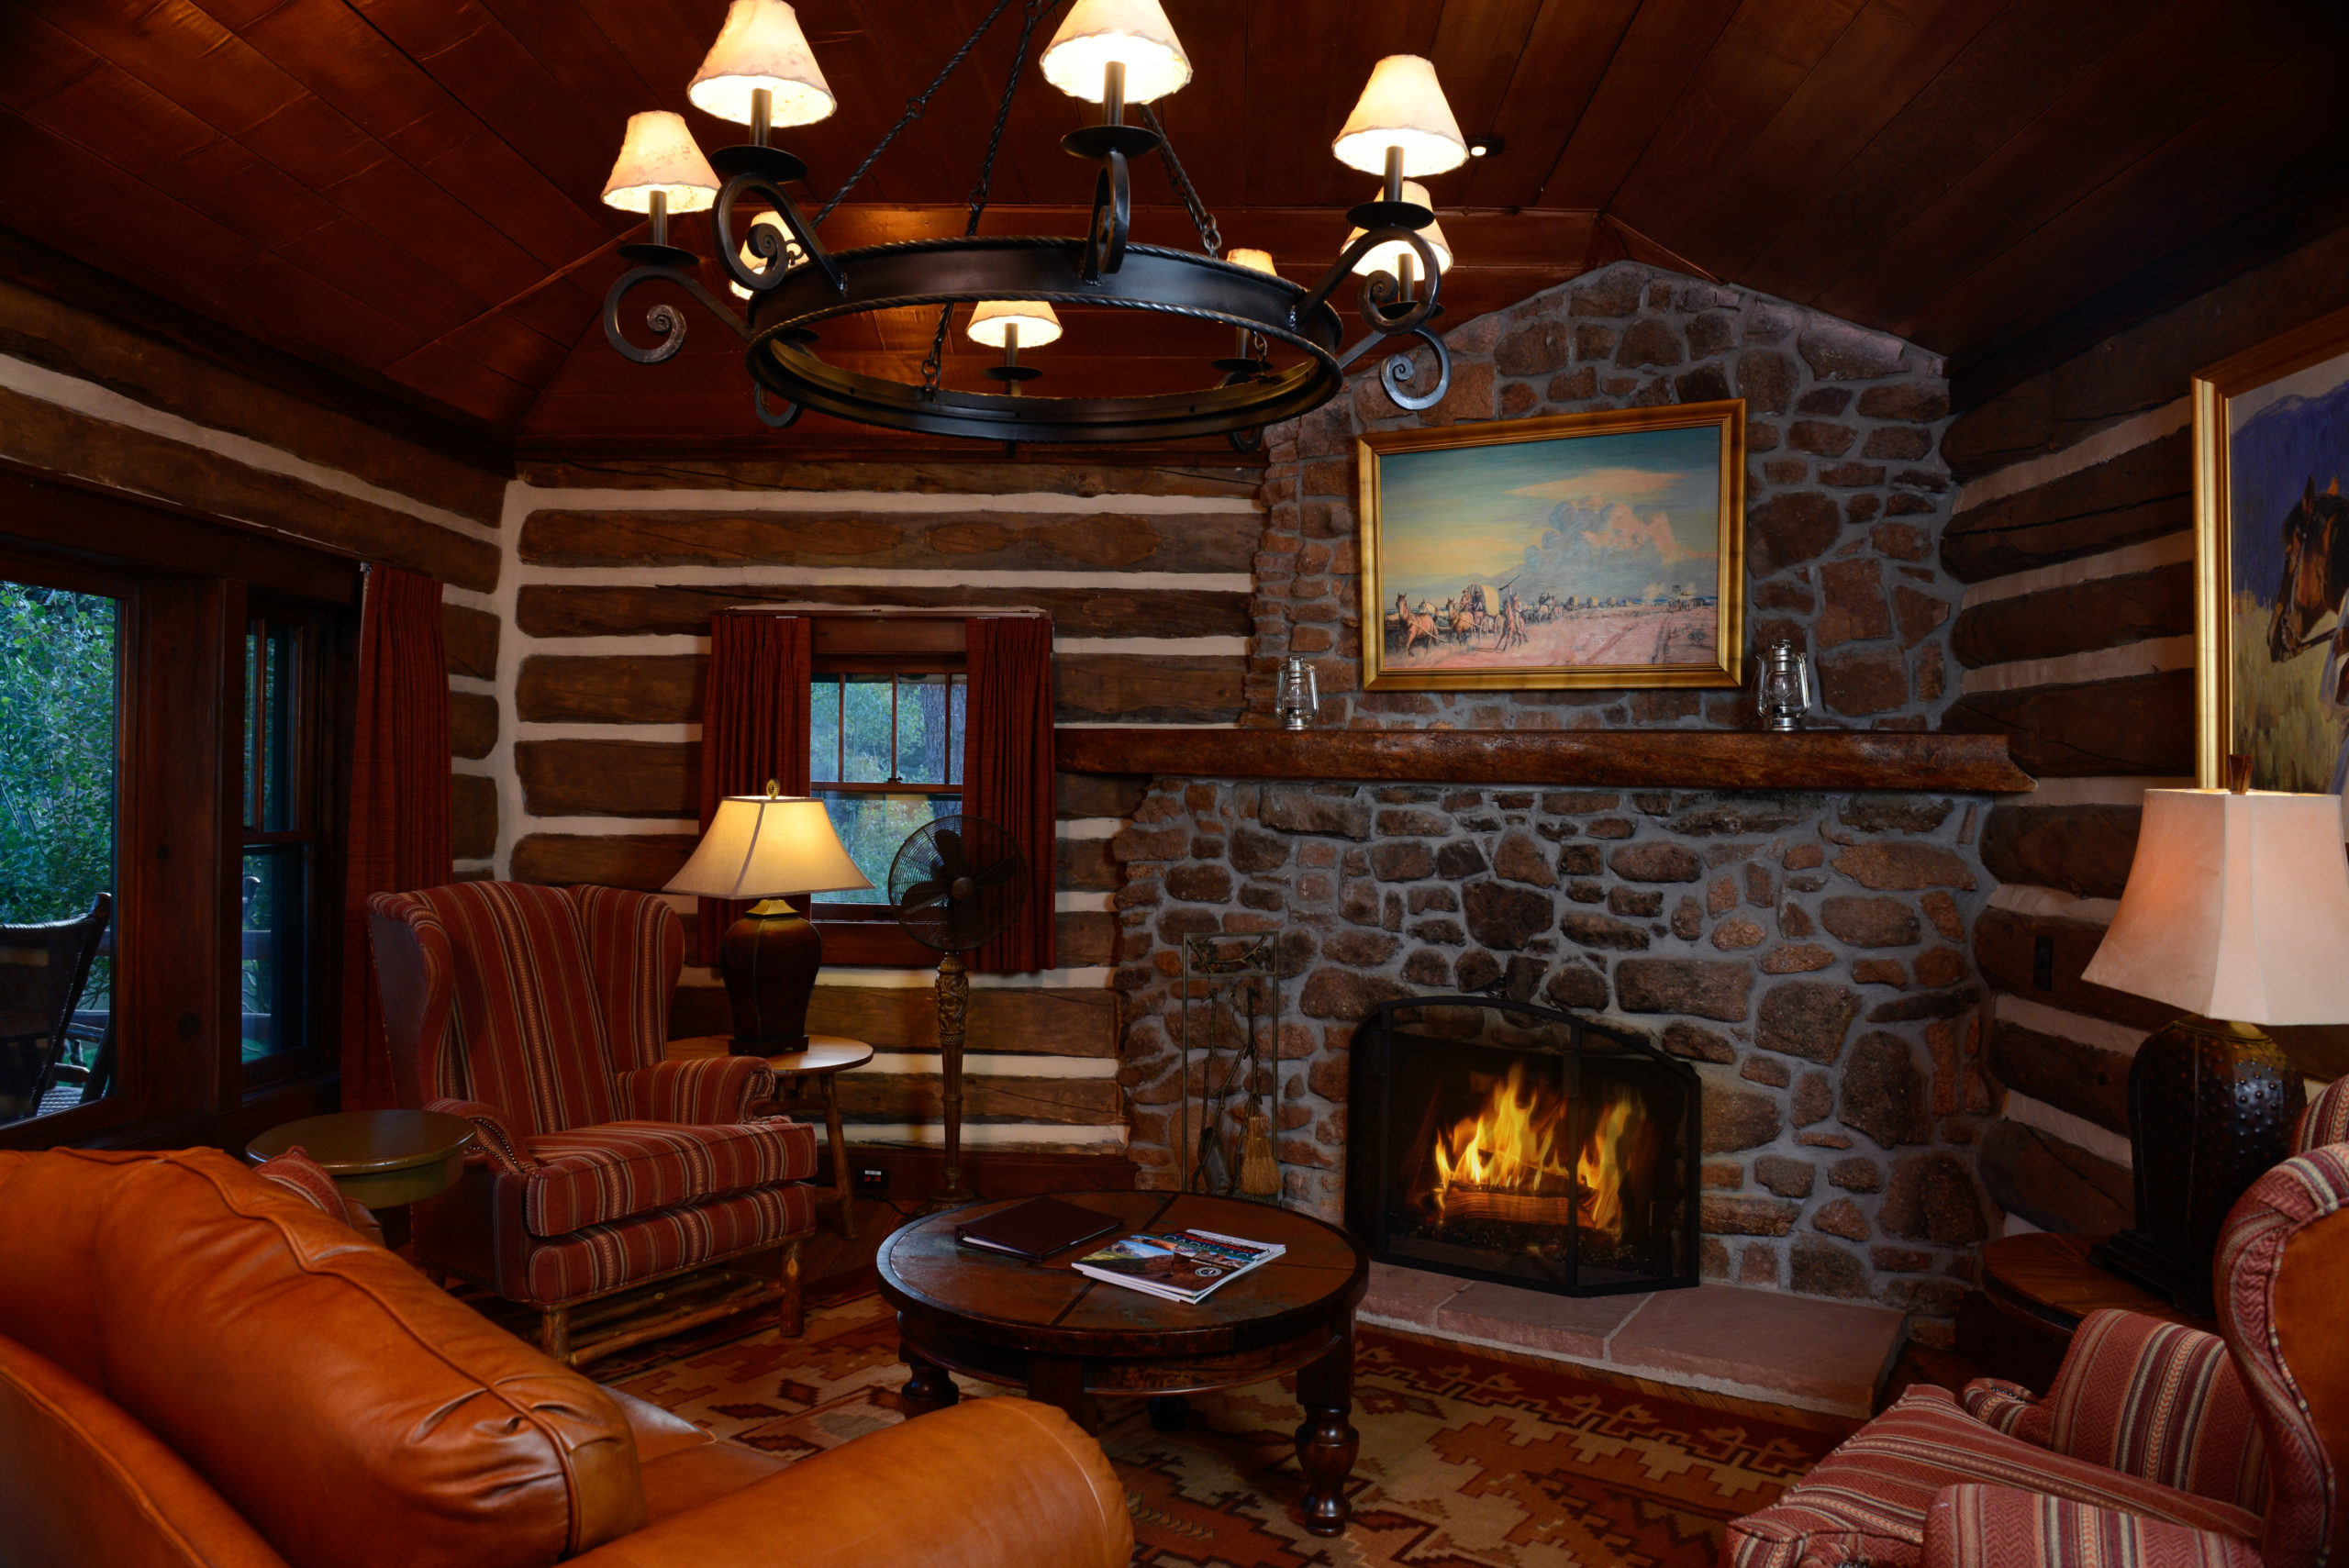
598, 0, 1467, 446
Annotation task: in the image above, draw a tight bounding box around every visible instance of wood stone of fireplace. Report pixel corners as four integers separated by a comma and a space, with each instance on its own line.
1107, 772, 2006, 1350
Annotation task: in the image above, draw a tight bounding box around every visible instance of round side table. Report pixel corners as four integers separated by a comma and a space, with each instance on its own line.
245, 1108, 475, 1250
667, 1034, 874, 1238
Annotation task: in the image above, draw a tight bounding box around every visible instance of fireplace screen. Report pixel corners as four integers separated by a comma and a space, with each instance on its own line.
1347, 996, 1699, 1296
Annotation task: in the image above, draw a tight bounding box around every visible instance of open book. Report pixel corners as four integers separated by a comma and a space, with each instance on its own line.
1071, 1229, 1285, 1305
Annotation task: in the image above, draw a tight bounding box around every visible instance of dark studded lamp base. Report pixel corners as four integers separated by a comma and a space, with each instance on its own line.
2090, 1015, 2304, 1318
718, 898, 824, 1056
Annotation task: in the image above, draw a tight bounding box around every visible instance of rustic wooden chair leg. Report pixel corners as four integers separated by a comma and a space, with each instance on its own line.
779, 1240, 804, 1338
539, 1305, 572, 1363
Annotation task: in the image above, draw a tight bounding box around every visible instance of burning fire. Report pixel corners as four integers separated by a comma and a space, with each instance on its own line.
1428, 1063, 1645, 1240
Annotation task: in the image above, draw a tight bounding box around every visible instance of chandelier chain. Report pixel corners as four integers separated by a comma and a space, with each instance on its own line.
813, 0, 1026, 229
923, 0, 1054, 395
1140, 105, 1220, 258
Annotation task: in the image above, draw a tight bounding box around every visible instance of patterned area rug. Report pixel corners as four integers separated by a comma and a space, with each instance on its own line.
615, 1292, 1847, 1567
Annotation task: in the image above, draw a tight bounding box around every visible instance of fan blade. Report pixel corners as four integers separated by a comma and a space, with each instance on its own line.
931, 828, 974, 880
973, 853, 1020, 887
900, 877, 952, 912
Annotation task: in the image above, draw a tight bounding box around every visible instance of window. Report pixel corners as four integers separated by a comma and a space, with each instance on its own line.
0, 566, 121, 1127
240, 603, 339, 1083
797, 614, 973, 963
1, 476, 358, 1151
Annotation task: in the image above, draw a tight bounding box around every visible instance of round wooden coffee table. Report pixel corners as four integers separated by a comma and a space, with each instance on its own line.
876, 1189, 1369, 1536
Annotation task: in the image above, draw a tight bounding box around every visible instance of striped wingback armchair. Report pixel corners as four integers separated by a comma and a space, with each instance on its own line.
1725, 1144, 2349, 1567
367, 881, 819, 1365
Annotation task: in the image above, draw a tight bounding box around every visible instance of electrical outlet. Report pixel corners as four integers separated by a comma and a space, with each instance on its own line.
2032, 935, 2055, 990
854, 1167, 890, 1194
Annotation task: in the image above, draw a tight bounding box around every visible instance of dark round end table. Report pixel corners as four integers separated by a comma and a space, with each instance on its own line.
246, 1108, 475, 1250
876, 1189, 1369, 1536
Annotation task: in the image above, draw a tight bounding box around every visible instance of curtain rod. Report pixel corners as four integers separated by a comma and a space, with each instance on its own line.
726, 604, 1049, 617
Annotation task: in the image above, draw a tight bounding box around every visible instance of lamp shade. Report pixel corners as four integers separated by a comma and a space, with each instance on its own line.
1225, 248, 1277, 275
687, 0, 835, 127
2082, 788, 2349, 1025
664, 795, 871, 900
966, 299, 1063, 349
602, 111, 720, 214
1040, 0, 1192, 104
1333, 55, 1467, 177
729, 212, 802, 298
1346, 182, 1453, 276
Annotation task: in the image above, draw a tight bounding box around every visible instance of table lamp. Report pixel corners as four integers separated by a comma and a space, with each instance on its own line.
2078, 768, 2349, 1314
665, 786, 871, 1055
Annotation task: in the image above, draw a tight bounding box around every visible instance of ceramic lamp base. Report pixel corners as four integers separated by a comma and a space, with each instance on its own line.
2090, 1014, 2304, 1318
718, 899, 823, 1056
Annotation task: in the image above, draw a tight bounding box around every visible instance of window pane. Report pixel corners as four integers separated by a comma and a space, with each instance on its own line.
841, 674, 894, 783
815, 790, 961, 906
808, 676, 841, 784
896, 673, 953, 785
240, 845, 307, 1064
0, 579, 118, 1125
247, 620, 297, 831
948, 676, 966, 785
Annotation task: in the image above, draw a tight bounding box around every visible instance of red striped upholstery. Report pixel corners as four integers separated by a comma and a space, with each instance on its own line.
573, 881, 681, 1076
426, 1096, 537, 1173
1923, 1485, 2264, 1568
2291, 1075, 2349, 1155
520, 1118, 818, 1237
521, 1184, 813, 1305
1723, 1385, 2261, 1568
2045, 1312, 2269, 1516
2215, 1146, 2349, 1568
1961, 1378, 2053, 1446
617, 1055, 770, 1124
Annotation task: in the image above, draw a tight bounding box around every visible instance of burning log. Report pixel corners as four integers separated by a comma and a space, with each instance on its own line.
1436, 1189, 1578, 1228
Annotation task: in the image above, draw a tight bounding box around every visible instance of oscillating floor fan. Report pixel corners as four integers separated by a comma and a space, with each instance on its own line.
887, 815, 1027, 1207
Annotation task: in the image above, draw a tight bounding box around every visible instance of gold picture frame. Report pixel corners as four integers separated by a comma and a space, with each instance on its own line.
1356, 400, 1746, 691
2193, 304, 2349, 790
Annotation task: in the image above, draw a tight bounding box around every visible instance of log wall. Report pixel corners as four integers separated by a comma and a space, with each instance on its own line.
1941, 225, 2349, 1237
0, 281, 507, 877
494, 454, 1264, 1151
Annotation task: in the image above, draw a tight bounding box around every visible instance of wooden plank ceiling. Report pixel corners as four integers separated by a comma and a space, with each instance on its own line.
0, 0, 2343, 457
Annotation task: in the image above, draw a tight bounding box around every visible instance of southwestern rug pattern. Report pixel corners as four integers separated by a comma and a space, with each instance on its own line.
616, 1293, 1847, 1568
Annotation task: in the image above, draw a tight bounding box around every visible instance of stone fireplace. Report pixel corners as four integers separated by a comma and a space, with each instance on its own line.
1345, 995, 1700, 1296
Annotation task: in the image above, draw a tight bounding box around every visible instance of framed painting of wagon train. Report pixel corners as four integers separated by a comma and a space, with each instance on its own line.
1355, 401, 1745, 692
2195, 304, 2349, 815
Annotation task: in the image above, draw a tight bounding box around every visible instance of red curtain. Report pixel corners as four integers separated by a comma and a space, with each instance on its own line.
696, 612, 813, 962
341, 565, 452, 1108
963, 616, 1056, 973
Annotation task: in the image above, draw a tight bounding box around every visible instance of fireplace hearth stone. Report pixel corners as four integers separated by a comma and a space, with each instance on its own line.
1361, 1260, 1904, 1418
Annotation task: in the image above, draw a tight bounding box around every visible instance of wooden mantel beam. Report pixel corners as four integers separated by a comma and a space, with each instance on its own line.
1053, 728, 2034, 794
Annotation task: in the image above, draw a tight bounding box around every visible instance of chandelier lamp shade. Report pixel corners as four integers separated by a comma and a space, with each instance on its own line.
596, 2, 1467, 444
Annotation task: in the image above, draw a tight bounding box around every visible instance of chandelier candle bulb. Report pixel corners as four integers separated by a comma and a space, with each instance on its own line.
687, 0, 835, 127
1334, 55, 1468, 177
1040, 0, 1193, 105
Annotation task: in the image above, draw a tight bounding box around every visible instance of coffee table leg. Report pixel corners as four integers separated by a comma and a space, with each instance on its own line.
1293, 1324, 1358, 1537
900, 1341, 959, 1414
1026, 1353, 1099, 1436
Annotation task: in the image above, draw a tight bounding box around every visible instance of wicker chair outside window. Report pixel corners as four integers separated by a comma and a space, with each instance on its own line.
0, 894, 110, 1125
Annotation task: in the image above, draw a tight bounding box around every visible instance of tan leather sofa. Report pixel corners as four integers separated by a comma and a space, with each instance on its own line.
0, 1147, 1134, 1568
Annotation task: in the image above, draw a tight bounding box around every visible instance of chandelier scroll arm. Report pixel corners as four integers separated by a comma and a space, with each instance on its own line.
752, 384, 802, 428
1292, 227, 1443, 339
1329, 326, 1452, 414
1080, 149, 1132, 284
601, 263, 755, 364
714, 173, 844, 297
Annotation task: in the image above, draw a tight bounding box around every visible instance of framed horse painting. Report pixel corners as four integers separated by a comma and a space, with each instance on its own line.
2195, 304, 2349, 807
1355, 401, 1745, 692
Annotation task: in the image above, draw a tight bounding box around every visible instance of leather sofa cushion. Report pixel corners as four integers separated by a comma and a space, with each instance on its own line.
0, 1148, 647, 1568
521, 1118, 817, 1236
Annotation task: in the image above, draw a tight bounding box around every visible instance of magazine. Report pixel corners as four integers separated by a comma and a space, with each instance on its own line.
1071, 1229, 1286, 1304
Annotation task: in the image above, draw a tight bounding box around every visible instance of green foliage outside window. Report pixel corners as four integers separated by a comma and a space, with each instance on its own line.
0, 582, 117, 932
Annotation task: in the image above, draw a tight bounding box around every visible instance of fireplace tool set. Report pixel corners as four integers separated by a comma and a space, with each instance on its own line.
1176, 933, 1283, 1201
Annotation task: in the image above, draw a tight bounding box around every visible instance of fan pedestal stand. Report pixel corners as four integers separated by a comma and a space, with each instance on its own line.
930, 952, 977, 1209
